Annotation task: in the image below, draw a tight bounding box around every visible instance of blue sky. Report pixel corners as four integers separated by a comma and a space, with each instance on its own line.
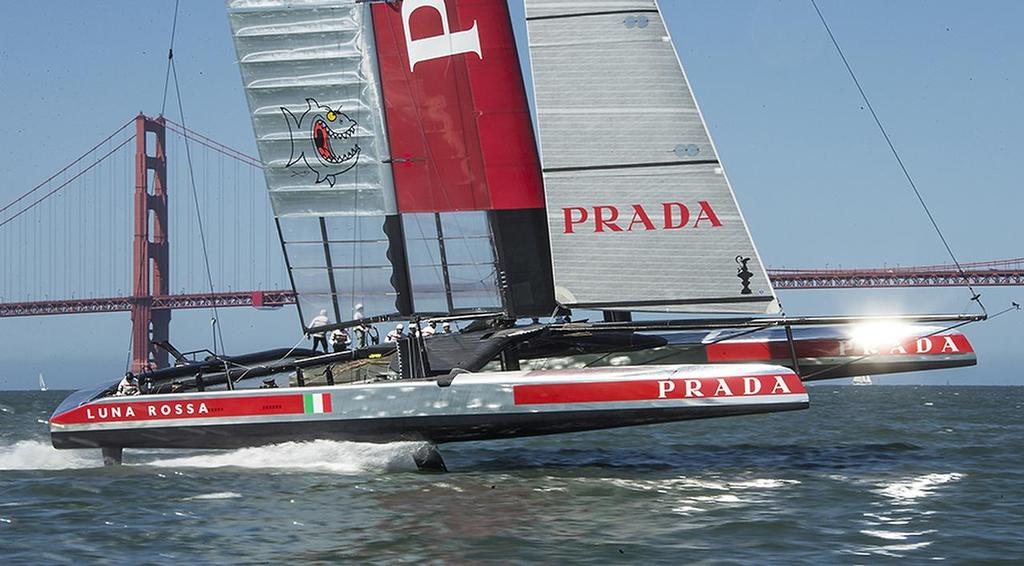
0, 1, 1021, 389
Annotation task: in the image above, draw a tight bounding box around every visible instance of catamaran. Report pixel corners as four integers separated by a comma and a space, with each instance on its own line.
49, 0, 980, 469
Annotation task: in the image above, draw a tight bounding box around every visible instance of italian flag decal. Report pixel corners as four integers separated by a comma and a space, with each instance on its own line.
303, 393, 332, 414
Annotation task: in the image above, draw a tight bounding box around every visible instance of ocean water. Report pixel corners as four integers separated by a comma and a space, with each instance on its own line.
1, 386, 1022, 564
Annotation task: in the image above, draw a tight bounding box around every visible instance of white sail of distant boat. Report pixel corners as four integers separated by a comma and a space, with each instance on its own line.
38, 373, 48, 391
852, 375, 873, 386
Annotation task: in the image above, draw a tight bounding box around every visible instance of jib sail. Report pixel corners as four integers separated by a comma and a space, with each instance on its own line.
524, 0, 778, 313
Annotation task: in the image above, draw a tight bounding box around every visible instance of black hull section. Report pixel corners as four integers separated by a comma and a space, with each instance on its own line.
51, 402, 805, 450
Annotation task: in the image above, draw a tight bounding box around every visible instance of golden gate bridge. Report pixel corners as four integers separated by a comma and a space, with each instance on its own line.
1, 115, 1021, 371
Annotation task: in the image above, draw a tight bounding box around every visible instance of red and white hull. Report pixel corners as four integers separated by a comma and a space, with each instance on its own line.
50, 364, 807, 451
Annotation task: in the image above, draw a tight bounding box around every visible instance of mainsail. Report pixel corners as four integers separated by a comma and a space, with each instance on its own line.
370, 0, 554, 316
229, 1, 406, 327
228, 0, 553, 328
524, 0, 778, 313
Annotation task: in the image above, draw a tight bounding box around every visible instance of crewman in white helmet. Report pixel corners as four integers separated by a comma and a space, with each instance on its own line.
441, 321, 452, 334
115, 372, 140, 396
353, 303, 367, 348
307, 309, 330, 353
385, 323, 405, 343
421, 320, 437, 337
329, 327, 350, 352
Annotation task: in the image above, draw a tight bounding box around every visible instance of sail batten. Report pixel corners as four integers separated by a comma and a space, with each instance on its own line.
525, 0, 777, 313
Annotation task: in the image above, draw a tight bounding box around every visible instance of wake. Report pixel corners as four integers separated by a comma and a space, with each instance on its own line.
0, 439, 422, 474
148, 439, 421, 473
0, 440, 101, 470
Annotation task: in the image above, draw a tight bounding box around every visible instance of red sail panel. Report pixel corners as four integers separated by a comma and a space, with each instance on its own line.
371, 0, 544, 213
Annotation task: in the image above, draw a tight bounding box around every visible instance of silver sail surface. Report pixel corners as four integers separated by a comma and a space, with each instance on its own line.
524, 0, 778, 313
228, 0, 403, 327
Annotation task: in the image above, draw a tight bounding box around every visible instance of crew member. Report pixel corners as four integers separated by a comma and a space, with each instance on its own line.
441, 321, 451, 334
421, 320, 437, 337
307, 309, 330, 353
116, 372, 139, 396
366, 325, 380, 345
385, 323, 405, 342
330, 327, 350, 352
353, 303, 366, 348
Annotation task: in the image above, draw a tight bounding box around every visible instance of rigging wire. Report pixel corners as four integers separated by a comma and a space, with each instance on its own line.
171, 57, 226, 354
126, 0, 186, 372
160, 0, 181, 117
809, 0, 986, 316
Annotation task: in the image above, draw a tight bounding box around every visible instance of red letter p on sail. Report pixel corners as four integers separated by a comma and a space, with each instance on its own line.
563, 207, 588, 234
402, 0, 482, 71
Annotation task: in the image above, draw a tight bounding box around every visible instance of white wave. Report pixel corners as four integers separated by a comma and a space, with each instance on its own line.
533, 486, 568, 493
604, 478, 661, 491
183, 492, 243, 501
674, 478, 729, 491
0, 440, 100, 470
728, 478, 801, 489
878, 473, 964, 503
860, 529, 936, 541
862, 512, 912, 526
693, 494, 743, 503
605, 475, 801, 515
605, 476, 799, 493
146, 439, 420, 474
865, 541, 934, 557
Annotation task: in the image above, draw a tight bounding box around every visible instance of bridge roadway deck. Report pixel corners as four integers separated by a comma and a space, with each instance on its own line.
2, 262, 1023, 318
0, 291, 296, 317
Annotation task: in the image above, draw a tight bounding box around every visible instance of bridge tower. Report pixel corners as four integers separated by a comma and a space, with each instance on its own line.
131, 113, 170, 371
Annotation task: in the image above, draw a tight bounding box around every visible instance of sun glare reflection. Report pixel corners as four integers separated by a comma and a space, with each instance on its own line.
847, 321, 919, 352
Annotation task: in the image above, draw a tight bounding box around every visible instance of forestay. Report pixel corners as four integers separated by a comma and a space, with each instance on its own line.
524, 0, 778, 313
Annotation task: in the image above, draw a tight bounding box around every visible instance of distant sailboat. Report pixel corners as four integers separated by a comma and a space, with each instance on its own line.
852, 375, 873, 386
38, 373, 48, 392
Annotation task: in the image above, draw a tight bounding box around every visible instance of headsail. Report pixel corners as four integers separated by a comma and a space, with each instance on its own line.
524, 0, 778, 313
